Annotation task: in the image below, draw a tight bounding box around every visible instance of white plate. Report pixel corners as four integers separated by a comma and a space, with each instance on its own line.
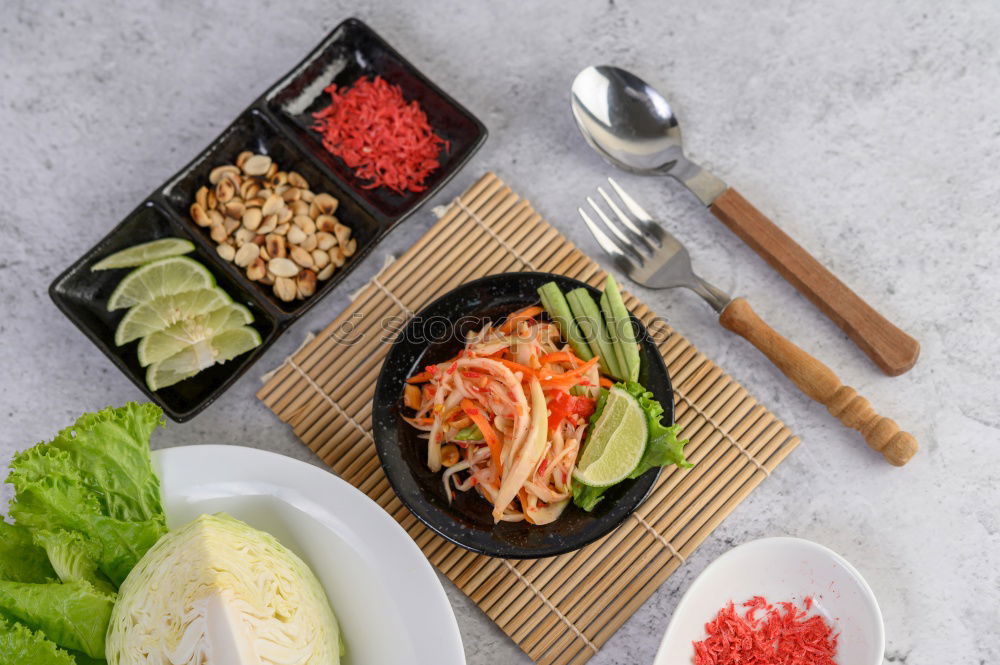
653, 537, 884, 665
153, 445, 465, 665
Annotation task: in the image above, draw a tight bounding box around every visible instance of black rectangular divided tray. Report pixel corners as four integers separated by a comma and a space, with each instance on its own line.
49, 17, 487, 422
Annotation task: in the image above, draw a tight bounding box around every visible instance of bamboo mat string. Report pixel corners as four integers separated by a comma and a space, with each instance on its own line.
285, 357, 375, 444
631, 514, 686, 563
674, 392, 771, 476
501, 560, 599, 654
454, 197, 539, 270
257, 173, 799, 665
371, 274, 415, 317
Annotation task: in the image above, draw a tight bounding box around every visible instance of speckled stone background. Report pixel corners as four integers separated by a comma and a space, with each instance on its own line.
2, 1, 998, 663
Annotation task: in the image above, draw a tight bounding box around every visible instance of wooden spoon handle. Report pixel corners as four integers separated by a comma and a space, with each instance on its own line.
719, 297, 917, 466
709, 187, 919, 376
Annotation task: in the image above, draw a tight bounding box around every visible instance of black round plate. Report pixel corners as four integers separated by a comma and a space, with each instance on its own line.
372, 272, 674, 558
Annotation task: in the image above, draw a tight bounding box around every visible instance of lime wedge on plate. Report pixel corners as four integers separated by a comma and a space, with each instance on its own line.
107, 256, 215, 310
145, 326, 262, 391
92, 238, 195, 271
572, 385, 648, 487
115, 287, 232, 345
136, 303, 254, 366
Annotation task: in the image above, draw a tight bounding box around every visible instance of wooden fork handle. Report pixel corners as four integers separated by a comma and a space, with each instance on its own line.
709, 187, 919, 376
719, 297, 918, 466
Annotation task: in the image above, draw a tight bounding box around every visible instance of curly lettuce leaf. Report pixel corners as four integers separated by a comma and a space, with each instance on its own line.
573, 382, 690, 512
13, 403, 165, 524
9, 473, 165, 587
0, 521, 57, 584
6, 403, 168, 586
32, 530, 116, 595
624, 381, 691, 477
0, 617, 77, 665
0, 579, 114, 659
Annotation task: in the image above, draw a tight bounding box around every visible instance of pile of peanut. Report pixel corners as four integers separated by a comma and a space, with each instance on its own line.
189, 151, 356, 302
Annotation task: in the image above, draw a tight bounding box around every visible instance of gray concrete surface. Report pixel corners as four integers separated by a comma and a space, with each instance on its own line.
2, 1, 998, 663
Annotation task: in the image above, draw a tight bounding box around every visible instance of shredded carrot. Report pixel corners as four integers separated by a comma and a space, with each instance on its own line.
599, 376, 614, 388
497, 358, 535, 377
539, 351, 579, 366
539, 357, 599, 389
461, 399, 503, 473
498, 305, 543, 334
406, 370, 434, 384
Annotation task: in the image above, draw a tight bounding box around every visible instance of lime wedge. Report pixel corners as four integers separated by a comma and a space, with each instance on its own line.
573, 386, 648, 487
107, 257, 215, 310
210, 326, 262, 363
145, 326, 262, 391
114, 288, 232, 346
136, 303, 254, 366
91, 238, 195, 271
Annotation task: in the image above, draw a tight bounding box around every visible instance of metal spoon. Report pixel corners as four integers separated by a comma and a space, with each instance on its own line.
570, 65, 920, 377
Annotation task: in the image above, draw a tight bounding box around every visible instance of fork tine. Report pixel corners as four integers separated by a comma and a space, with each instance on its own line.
578, 207, 639, 273
586, 197, 644, 261
608, 177, 654, 223
597, 186, 657, 252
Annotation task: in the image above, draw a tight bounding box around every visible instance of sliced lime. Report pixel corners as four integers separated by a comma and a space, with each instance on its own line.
114, 287, 232, 346
210, 326, 262, 363
145, 326, 262, 391
107, 257, 215, 310
572, 386, 648, 487
91, 238, 195, 271
144, 340, 215, 391
136, 303, 254, 366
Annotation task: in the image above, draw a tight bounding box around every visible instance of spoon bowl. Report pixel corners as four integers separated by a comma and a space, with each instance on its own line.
571, 64, 725, 204
571, 65, 685, 174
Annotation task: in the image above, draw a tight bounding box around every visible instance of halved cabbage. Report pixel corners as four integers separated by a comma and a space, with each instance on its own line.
107, 513, 341, 664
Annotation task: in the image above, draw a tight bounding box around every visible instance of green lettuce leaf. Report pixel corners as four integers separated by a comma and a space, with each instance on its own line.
624, 382, 691, 478
0, 579, 114, 659
6, 403, 168, 586
13, 403, 165, 524
572, 382, 691, 512
0, 521, 57, 583
0, 617, 77, 665
9, 473, 165, 587
32, 530, 116, 595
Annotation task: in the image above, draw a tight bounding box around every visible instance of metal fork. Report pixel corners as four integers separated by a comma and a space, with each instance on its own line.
580, 179, 918, 467
581, 179, 732, 313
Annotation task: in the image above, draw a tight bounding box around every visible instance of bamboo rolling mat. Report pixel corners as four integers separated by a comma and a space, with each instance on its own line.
257, 172, 799, 665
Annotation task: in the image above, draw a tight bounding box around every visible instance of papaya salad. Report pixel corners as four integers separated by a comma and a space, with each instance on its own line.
402, 276, 691, 525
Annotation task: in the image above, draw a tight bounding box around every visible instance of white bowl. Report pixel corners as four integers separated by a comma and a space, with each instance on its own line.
653, 537, 884, 665
153, 445, 465, 665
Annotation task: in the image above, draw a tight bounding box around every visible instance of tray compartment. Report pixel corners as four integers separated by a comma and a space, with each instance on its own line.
264, 17, 487, 220
159, 108, 383, 317
50, 201, 279, 421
